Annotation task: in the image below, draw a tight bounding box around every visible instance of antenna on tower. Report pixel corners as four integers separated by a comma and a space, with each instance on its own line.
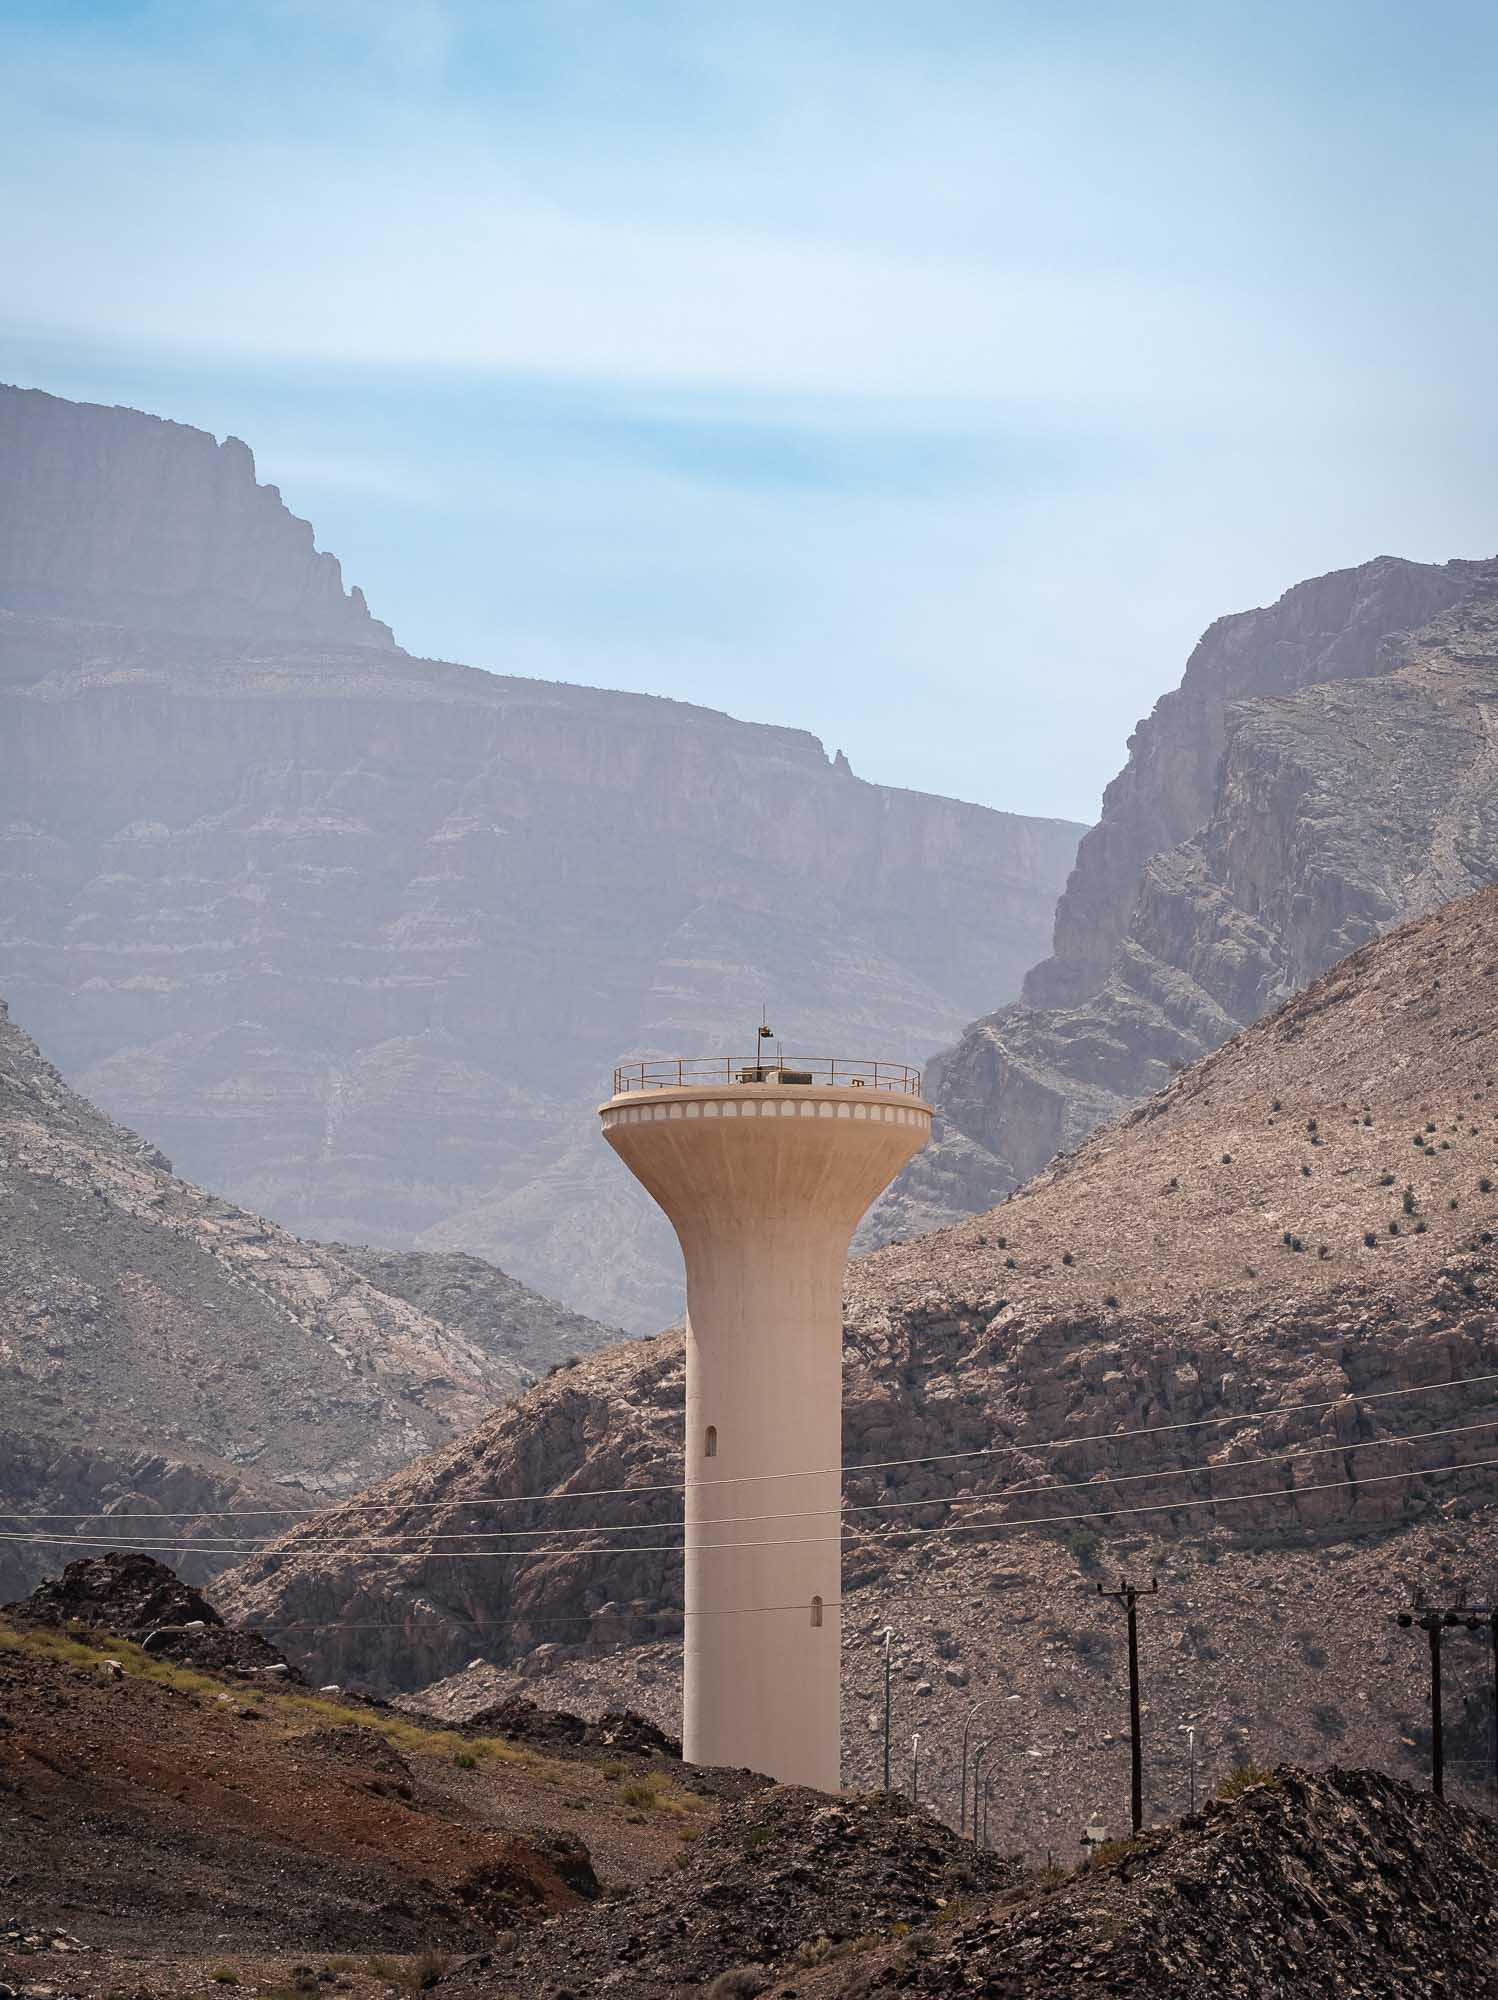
758, 1009, 775, 1076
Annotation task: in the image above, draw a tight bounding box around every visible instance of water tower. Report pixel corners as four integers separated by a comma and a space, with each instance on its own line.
600, 1045, 931, 1790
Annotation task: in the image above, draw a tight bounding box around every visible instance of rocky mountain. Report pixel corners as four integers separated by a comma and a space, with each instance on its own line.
0, 385, 393, 648
0, 992, 617, 1600
217, 883, 1498, 1851
868, 552, 1498, 1241
0, 384, 1082, 1331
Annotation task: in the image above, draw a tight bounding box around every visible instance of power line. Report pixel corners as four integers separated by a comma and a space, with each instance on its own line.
0, 1597, 831, 1644
13, 1410, 1495, 1550
9, 1366, 1498, 1524
5, 1450, 1498, 1562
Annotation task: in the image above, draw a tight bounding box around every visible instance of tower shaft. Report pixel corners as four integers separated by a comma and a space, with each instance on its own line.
682, 1216, 845, 1788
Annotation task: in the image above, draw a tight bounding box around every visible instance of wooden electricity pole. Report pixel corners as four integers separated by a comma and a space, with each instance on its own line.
1098, 1576, 1158, 1834
1399, 1604, 1498, 1804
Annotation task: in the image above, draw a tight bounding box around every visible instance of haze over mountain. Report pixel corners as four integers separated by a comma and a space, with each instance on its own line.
869, 553, 1498, 1243
0, 992, 615, 1601
0, 384, 1082, 1332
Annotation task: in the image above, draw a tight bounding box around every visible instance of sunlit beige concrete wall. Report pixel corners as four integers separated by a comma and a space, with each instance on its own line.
600, 1082, 930, 1790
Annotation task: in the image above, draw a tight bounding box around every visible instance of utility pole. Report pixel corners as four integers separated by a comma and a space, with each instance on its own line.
1476, 1611, 1498, 1807
1098, 1576, 1158, 1834
1399, 1604, 1498, 1807
1455, 1607, 1498, 1810
881, 1627, 895, 1792
1396, 1607, 1465, 1800
958, 1700, 985, 1839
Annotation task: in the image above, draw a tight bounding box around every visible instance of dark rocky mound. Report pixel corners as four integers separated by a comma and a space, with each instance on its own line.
3, 1551, 292, 1677
461, 1693, 680, 1760
458, 1788, 1015, 2000
820, 1767, 1498, 1998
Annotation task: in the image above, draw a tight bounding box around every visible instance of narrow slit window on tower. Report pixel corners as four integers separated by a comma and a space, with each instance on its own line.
810, 1594, 823, 1628
704, 1424, 718, 1458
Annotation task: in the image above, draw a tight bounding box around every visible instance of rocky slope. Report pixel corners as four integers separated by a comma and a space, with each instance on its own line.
0, 994, 617, 1599
782, 1767, 1498, 2000
218, 887, 1498, 1850
0, 384, 392, 648
319, 1245, 611, 1383
869, 552, 1498, 1239
0, 388, 1081, 1331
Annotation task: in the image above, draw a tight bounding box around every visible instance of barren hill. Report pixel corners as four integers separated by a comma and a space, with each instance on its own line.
0, 384, 1081, 1332
779, 1766, 1498, 2000
0, 994, 615, 1599
217, 884, 1498, 1851
871, 552, 1498, 1240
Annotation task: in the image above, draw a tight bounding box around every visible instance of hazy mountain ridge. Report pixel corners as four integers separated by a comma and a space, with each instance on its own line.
0, 384, 393, 649
0, 386, 1083, 1329
0, 993, 618, 1599
869, 554, 1498, 1239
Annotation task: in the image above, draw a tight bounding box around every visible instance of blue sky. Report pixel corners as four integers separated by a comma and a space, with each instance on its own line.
3, 1, 1496, 821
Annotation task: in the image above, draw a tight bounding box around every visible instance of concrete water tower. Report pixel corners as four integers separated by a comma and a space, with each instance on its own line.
599, 1046, 931, 1790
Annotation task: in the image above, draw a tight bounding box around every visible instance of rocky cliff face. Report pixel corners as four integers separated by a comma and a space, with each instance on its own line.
0, 385, 392, 648
0, 994, 618, 1600
870, 556, 1498, 1238
0, 387, 1081, 1329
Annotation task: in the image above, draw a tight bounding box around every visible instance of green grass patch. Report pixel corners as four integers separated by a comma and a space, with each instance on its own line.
619, 1774, 693, 1816
1217, 1764, 1279, 1800
0, 1620, 575, 1787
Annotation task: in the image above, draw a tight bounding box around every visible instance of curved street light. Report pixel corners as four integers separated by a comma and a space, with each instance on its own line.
982, 1766, 998, 1850
958, 1701, 986, 1838
969, 1737, 992, 1844
881, 1626, 895, 1792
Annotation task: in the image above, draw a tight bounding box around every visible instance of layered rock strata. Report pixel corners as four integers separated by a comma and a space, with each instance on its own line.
0, 612, 1079, 1332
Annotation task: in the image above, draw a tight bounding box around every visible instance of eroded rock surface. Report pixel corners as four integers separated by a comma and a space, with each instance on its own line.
870, 554, 1498, 1240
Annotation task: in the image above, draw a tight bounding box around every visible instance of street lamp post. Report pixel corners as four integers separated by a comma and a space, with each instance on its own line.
881, 1627, 895, 1792
910, 1732, 921, 1803
1181, 1725, 1197, 1816
958, 1701, 985, 1838
970, 1738, 992, 1845
982, 1767, 997, 1850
